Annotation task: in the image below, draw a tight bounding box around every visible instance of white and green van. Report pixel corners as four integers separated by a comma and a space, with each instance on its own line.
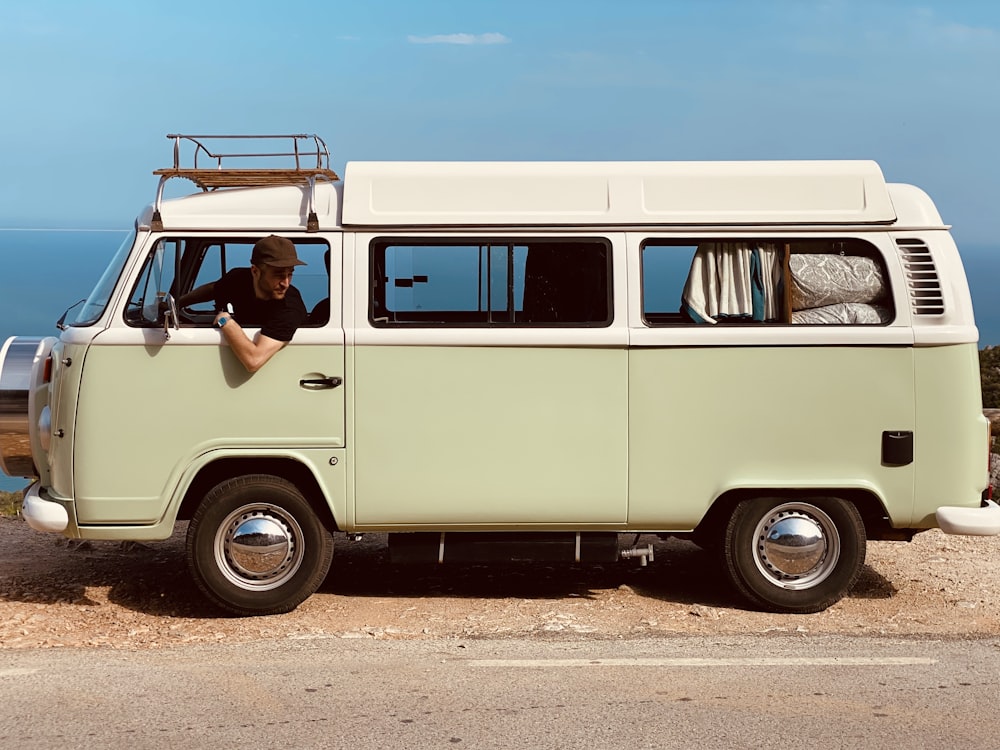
1, 134, 995, 616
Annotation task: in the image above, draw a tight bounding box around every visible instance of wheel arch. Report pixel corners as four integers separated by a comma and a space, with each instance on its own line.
176, 456, 339, 533
693, 486, 895, 544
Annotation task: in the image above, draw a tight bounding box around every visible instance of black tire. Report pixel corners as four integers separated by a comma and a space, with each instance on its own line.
722, 496, 866, 614
186, 474, 334, 616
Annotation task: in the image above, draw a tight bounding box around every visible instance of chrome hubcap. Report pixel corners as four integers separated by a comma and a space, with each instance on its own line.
752, 503, 840, 590
215, 504, 304, 591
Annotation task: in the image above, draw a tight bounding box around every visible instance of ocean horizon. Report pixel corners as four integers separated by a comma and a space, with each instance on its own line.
1, 228, 997, 492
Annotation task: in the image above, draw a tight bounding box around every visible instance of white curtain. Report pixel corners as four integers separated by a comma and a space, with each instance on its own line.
681, 242, 781, 324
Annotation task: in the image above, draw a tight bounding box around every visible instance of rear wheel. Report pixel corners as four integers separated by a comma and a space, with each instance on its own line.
186, 474, 333, 616
722, 496, 865, 614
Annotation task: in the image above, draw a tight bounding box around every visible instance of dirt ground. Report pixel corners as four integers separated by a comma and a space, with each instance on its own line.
2, 515, 1000, 650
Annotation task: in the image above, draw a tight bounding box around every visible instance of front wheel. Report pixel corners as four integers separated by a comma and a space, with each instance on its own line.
186, 474, 334, 616
722, 497, 866, 614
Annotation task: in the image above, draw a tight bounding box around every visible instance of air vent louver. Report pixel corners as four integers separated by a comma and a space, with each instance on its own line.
896, 239, 945, 315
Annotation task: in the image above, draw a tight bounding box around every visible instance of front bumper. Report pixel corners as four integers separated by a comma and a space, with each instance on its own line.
936, 500, 1000, 536
21, 482, 69, 533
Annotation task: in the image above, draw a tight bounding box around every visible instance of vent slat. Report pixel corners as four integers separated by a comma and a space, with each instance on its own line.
896, 239, 944, 315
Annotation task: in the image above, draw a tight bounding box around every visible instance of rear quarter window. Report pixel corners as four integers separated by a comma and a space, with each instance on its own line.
641, 238, 894, 326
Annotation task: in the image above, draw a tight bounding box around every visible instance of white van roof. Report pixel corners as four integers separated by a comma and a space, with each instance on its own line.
340, 160, 897, 227
146, 153, 948, 232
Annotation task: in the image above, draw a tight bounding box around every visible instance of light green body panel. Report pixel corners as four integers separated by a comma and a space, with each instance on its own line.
74, 338, 345, 525
627, 346, 916, 528
912, 343, 990, 525
352, 346, 629, 527
63, 337, 985, 536
47, 340, 87, 500
70, 447, 347, 540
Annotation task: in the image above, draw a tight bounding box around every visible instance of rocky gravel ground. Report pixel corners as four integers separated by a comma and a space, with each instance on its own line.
3, 513, 1000, 650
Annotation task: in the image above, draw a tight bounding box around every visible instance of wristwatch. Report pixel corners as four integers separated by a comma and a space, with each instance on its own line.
217, 316, 229, 328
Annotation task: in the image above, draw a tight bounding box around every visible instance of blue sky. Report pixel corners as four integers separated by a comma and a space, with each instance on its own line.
1, 0, 998, 247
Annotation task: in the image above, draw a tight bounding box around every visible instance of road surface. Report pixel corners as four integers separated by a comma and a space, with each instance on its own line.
2, 635, 996, 748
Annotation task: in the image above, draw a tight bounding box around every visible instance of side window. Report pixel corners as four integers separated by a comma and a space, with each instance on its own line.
641, 244, 699, 326
371, 239, 611, 327
641, 238, 894, 326
124, 238, 332, 327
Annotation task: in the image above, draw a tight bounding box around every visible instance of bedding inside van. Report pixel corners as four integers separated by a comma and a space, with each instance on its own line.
679, 242, 891, 326
789, 254, 886, 311
791, 302, 892, 325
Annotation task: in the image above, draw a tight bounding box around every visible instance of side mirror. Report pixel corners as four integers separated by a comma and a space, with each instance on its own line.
161, 293, 180, 340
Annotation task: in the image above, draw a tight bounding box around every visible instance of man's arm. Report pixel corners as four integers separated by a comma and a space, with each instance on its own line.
179, 282, 217, 308
214, 312, 286, 373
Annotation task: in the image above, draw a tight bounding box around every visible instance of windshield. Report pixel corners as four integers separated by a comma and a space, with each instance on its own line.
70, 228, 137, 327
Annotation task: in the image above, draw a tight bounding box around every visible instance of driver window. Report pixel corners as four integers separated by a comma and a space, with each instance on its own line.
124, 237, 332, 328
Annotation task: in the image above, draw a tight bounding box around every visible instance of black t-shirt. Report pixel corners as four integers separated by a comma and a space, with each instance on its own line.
214, 267, 307, 343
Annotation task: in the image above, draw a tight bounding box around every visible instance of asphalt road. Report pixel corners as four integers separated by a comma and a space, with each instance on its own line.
2, 634, 997, 749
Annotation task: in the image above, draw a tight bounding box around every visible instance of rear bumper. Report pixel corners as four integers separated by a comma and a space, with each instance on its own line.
936, 500, 1000, 536
21, 482, 69, 533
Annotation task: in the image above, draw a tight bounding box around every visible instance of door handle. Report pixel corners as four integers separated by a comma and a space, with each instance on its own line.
299, 376, 343, 389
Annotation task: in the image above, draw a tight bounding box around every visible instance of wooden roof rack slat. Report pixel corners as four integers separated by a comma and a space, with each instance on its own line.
151, 134, 340, 232
153, 167, 340, 190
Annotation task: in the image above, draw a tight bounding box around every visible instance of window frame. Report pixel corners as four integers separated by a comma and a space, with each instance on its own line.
369, 236, 614, 329
122, 235, 332, 329
639, 236, 895, 328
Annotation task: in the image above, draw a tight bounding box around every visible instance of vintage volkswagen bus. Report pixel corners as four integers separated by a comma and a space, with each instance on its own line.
1, 134, 995, 615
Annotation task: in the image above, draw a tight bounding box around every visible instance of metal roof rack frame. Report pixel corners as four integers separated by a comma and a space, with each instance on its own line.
151, 134, 340, 232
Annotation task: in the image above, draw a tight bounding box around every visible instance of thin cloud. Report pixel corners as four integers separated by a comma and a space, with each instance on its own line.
408, 32, 510, 46
938, 20, 999, 44
912, 8, 999, 47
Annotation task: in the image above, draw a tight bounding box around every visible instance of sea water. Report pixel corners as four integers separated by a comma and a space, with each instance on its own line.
0, 229, 997, 492
0, 230, 126, 491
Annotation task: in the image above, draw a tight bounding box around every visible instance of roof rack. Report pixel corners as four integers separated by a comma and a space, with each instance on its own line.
151, 134, 340, 231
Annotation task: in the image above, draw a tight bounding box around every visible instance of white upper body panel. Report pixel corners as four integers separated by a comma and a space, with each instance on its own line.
141, 160, 950, 232
341, 160, 897, 227
131, 160, 974, 345
140, 182, 344, 232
